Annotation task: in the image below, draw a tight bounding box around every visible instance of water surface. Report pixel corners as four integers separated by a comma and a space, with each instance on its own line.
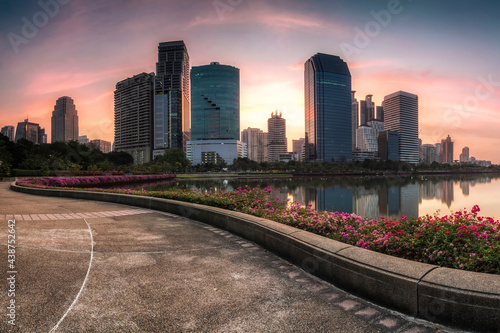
137, 174, 500, 220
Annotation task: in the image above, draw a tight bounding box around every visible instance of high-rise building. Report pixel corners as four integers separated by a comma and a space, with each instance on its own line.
378, 130, 399, 161
51, 96, 79, 143
292, 138, 306, 161
383, 91, 419, 164
188, 62, 242, 166
1, 125, 14, 141
90, 139, 112, 154
360, 94, 375, 125
420, 144, 437, 164
460, 146, 470, 163
268, 110, 287, 163
305, 53, 352, 162
154, 41, 190, 155
14, 119, 46, 144
356, 125, 377, 152
241, 127, 268, 163
376, 106, 384, 121
351, 91, 358, 150
439, 135, 454, 164
191, 62, 239, 141
114, 72, 155, 164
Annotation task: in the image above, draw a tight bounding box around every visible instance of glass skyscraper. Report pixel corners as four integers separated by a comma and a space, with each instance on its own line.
190, 62, 239, 141
305, 53, 352, 162
154, 41, 190, 155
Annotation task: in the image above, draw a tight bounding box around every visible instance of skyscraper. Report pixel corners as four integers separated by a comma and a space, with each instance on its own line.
241, 127, 268, 162
191, 62, 239, 141
305, 53, 352, 162
383, 91, 419, 164
15, 119, 46, 144
187, 61, 244, 166
154, 41, 190, 155
1, 125, 14, 141
351, 91, 358, 150
360, 94, 375, 125
268, 110, 287, 163
376, 106, 384, 121
114, 72, 155, 164
292, 138, 305, 161
51, 96, 79, 143
460, 147, 469, 163
440, 135, 454, 164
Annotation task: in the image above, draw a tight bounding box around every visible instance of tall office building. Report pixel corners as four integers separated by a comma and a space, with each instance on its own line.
90, 139, 112, 154
383, 91, 419, 164
360, 94, 375, 125
305, 53, 352, 162
14, 119, 46, 144
51, 96, 79, 143
154, 41, 190, 155
268, 110, 287, 163
114, 72, 155, 164
460, 147, 469, 163
188, 62, 244, 166
376, 106, 384, 121
191, 62, 239, 141
292, 138, 306, 161
421, 144, 437, 164
1, 125, 14, 141
356, 125, 377, 152
439, 135, 454, 164
351, 91, 358, 150
241, 127, 268, 162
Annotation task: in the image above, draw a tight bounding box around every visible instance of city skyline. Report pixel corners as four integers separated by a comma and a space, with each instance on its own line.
0, 1, 499, 162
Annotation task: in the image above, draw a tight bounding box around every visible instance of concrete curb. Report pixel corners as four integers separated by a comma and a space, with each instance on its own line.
10, 183, 500, 332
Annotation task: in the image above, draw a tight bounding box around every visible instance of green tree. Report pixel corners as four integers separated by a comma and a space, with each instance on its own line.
154, 149, 190, 172
106, 151, 134, 167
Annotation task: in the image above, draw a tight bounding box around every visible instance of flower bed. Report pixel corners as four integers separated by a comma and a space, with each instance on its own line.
16, 174, 175, 188
15, 180, 500, 274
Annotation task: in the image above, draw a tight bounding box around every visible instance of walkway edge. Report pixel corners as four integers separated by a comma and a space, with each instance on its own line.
10, 183, 500, 332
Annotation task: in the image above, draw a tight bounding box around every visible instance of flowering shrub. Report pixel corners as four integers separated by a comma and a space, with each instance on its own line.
15, 181, 500, 274
16, 174, 175, 188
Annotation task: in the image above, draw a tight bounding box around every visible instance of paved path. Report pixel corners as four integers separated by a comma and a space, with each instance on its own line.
0, 182, 447, 332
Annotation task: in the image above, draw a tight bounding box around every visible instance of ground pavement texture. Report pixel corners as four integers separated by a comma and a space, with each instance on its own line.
0, 182, 452, 332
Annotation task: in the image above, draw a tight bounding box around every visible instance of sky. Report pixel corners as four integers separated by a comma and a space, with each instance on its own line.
0, 0, 499, 162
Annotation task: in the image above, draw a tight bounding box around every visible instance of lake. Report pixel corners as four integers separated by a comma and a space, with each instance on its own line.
135, 174, 500, 220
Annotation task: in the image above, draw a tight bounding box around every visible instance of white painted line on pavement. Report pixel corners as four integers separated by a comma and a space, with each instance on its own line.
49, 218, 94, 333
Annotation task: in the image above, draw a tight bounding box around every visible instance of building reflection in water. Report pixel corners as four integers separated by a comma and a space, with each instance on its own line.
288, 177, 496, 220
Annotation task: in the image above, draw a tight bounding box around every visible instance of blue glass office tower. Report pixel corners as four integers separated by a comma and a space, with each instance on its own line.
305, 53, 352, 162
190, 62, 239, 141
154, 41, 190, 156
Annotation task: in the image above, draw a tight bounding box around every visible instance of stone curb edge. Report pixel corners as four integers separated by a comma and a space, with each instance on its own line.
10, 183, 500, 332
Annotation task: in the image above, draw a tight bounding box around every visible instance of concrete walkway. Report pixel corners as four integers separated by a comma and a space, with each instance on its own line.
0, 182, 447, 332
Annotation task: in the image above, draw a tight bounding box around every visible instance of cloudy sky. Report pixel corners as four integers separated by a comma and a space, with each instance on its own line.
0, 0, 499, 162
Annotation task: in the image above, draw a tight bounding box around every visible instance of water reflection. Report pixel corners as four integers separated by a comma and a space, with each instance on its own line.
138, 174, 500, 220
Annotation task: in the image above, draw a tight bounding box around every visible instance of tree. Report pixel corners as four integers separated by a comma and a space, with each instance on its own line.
154, 149, 190, 172
106, 151, 134, 166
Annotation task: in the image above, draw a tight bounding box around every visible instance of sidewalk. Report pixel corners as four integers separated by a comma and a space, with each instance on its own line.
0, 182, 443, 332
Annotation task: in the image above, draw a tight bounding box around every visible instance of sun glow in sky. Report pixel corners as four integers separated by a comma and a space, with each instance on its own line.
0, 0, 499, 162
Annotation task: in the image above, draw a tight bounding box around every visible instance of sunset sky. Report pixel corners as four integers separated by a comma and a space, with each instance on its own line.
1, 0, 499, 162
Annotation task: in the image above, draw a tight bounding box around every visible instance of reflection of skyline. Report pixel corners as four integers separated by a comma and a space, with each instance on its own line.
301, 184, 418, 220
177, 175, 499, 219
